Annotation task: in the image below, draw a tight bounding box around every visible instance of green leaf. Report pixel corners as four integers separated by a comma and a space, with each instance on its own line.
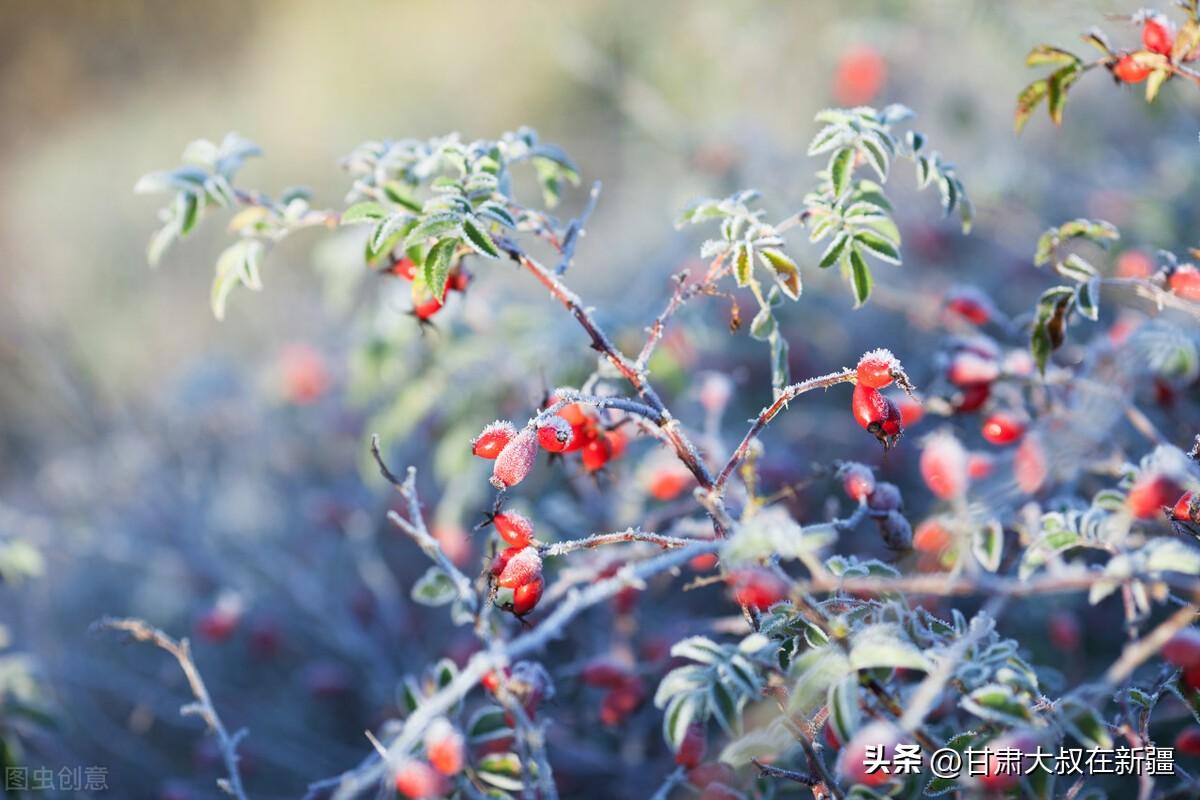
961, 683, 1032, 726
404, 212, 462, 249
758, 248, 801, 299
733, 243, 753, 287
829, 147, 854, 198
1026, 45, 1081, 67
819, 232, 851, 268
478, 752, 531, 792
371, 212, 414, 257
210, 240, 264, 320
1075, 278, 1101, 321
412, 566, 456, 605
971, 520, 1004, 572
1047, 63, 1081, 126
424, 238, 458, 299
848, 247, 873, 308
708, 681, 739, 736
461, 215, 501, 258
827, 675, 861, 745
1015, 79, 1050, 133
858, 136, 890, 182
855, 230, 900, 265
663, 693, 700, 751
671, 637, 725, 665
749, 303, 776, 341
340, 201, 386, 225
1146, 68, 1170, 103
1060, 697, 1113, 750
177, 192, 200, 236
467, 705, 513, 743
848, 624, 929, 671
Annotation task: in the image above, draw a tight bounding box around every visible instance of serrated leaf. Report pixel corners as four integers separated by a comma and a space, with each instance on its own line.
1026, 45, 1080, 67
808, 124, 847, 156
404, 212, 462, 249
1033, 229, 1058, 266
1060, 698, 1113, 750
733, 243, 753, 287
708, 681, 739, 736
819, 231, 851, 268
827, 675, 861, 745
759, 248, 801, 299
467, 705, 513, 743
663, 694, 700, 751
849, 624, 929, 671
961, 683, 1032, 726
371, 212, 414, 256
671, 636, 724, 665
478, 752, 530, 792
461, 215, 500, 258
830, 147, 854, 198
1057, 253, 1097, 282
855, 230, 900, 265
1146, 68, 1170, 103
1048, 64, 1081, 127
424, 238, 458, 299
412, 566, 456, 606
859, 136, 889, 182
749, 304, 776, 341
972, 520, 1004, 572
1015, 79, 1050, 133
849, 247, 873, 308
340, 201, 386, 225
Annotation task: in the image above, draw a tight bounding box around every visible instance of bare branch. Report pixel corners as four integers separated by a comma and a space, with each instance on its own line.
539, 528, 694, 557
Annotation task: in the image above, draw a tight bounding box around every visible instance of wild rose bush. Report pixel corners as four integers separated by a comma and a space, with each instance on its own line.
76, 4, 1200, 799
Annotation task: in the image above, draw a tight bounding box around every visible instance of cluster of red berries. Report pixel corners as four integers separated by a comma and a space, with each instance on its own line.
387, 256, 471, 322
1112, 11, 1198, 83
852, 350, 905, 448
393, 717, 464, 798
489, 545, 544, 617
546, 398, 629, 473
579, 659, 646, 726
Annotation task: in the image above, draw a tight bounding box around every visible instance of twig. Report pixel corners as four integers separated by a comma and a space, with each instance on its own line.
554, 181, 601, 275
1102, 602, 1199, 689
539, 528, 694, 556
714, 369, 858, 492
94, 617, 249, 800
753, 758, 818, 786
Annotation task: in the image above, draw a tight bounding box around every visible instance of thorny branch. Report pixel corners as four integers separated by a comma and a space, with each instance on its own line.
95, 617, 249, 800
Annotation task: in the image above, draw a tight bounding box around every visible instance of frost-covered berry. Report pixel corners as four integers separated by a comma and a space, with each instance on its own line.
867, 481, 903, 513
878, 510, 913, 550
493, 511, 535, 548
511, 576, 545, 616
838, 462, 876, 503
1127, 474, 1184, 519
537, 416, 574, 453
394, 760, 447, 799
472, 421, 516, 460
491, 428, 538, 489
1143, 13, 1174, 55
424, 717, 465, 776
947, 351, 1000, 387
726, 568, 789, 610
1169, 265, 1200, 301
675, 723, 708, 768
981, 412, 1025, 446
496, 546, 543, 589
1172, 491, 1198, 524
856, 348, 900, 389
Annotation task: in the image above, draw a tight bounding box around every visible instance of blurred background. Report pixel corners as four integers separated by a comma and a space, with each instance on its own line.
2, 1, 1200, 797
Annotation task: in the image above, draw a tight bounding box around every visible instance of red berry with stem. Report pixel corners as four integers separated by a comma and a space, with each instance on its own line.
837, 722, 904, 787
389, 257, 418, 280
1127, 475, 1184, 519
944, 286, 993, 325
852, 383, 903, 448
413, 296, 443, 320
537, 417, 573, 452
675, 723, 708, 768
981, 412, 1026, 446
1113, 54, 1153, 83
1143, 14, 1174, 55
856, 348, 899, 389
1176, 727, 1200, 756
1170, 265, 1200, 301
493, 511, 534, 548
1163, 628, 1200, 668
496, 546, 542, 589
913, 518, 952, 553
491, 428, 538, 489
472, 421, 516, 460
727, 568, 789, 610
648, 466, 693, 501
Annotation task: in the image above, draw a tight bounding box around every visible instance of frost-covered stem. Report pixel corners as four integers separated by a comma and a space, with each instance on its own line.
371, 439, 478, 611
534, 392, 664, 426
636, 253, 729, 371
496, 692, 558, 800
648, 767, 687, 800
1102, 276, 1200, 319
539, 528, 694, 556
96, 618, 249, 800
327, 540, 720, 799
753, 758, 818, 786
714, 369, 857, 492
498, 239, 715, 490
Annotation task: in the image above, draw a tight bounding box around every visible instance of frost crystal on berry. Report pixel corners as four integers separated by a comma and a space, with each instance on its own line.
491, 427, 538, 488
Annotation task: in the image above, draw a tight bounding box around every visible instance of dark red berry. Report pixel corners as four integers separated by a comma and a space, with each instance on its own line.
493, 511, 535, 548
981, 412, 1025, 446
537, 417, 574, 452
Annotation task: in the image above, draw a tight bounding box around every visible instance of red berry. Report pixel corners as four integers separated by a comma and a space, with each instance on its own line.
581, 659, 634, 688
947, 352, 999, 387
599, 678, 645, 726
1176, 727, 1200, 756
1117, 250, 1154, 279
913, 518, 952, 553
389, 257, 418, 280
393, 760, 446, 799
1173, 491, 1198, 523
425, 718, 465, 776
894, 393, 924, 426
839, 462, 876, 503
1113, 54, 1153, 83
1170, 265, 1200, 301
1143, 14, 1174, 55
689, 552, 720, 572
278, 344, 330, 405
581, 436, 613, 472
852, 384, 902, 447
493, 512, 535, 548
981, 412, 1026, 446
1014, 435, 1048, 494
953, 382, 991, 414
557, 402, 591, 427
648, 467, 693, 501
856, 348, 899, 389
1163, 628, 1200, 669
727, 569, 789, 611
1185, 664, 1200, 691
448, 266, 471, 292
537, 417, 573, 452
491, 428, 538, 489
605, 429, 628, 460
944, 286, 992, 325
676, 723, 708, 769
920, 431, 969, 500
1049, 611, 1081, 652
837, 722, 904, 787
481, 668, 510, 694
1127, 475, 1184, 520
978, 732, 1037, 792
511, 576, 544, 616
196, 610, 238, 643
834, 45, 886, 106
472, 421, 516, 460
496, 547, 542, 589
967, 452, 994, 479
413, 296, 443, 320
